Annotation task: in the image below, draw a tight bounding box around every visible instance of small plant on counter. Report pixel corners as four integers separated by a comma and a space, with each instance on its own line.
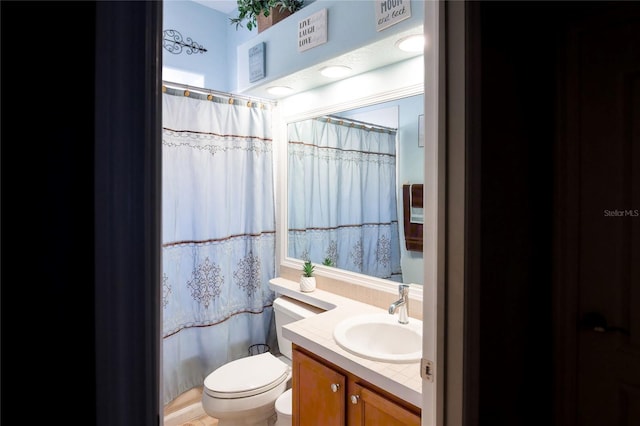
302, 260, 315, 277
300, 260, 316, 292
322, 257, 334, 267
230, 0, 304, 31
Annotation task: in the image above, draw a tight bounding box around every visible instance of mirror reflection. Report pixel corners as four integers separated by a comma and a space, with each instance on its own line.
287, 93, 424, 285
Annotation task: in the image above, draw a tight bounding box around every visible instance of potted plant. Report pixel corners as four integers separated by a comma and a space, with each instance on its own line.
300, 260, 316, 292
322, 257, 334, 267
230, 0, 304, 33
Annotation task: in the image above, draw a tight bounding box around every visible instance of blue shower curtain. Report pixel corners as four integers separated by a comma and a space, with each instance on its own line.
161, 89, 276, 405
288, 117, 403, 282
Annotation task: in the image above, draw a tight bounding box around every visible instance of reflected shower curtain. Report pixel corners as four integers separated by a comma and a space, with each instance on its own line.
288, 117, 402, 281
162, 90, 276, 405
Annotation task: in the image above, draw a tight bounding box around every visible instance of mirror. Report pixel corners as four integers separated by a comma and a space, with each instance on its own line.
278, 51, 425, 287
286, 93, 424, 285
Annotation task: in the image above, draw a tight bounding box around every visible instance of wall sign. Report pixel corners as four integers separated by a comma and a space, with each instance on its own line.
297, 8, 327, 52
375, 0, 411, 31
249, 42, 265, 83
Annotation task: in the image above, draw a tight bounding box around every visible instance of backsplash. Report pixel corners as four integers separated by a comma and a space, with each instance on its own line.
278, 265, 423, 320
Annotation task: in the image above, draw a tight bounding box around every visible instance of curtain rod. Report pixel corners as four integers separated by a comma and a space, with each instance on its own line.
323, 114, 397, 132
162, 80, 277, 106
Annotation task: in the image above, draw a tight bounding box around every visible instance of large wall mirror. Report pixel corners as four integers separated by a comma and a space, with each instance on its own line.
287, 93, 424, 285
276, 50, 424, 292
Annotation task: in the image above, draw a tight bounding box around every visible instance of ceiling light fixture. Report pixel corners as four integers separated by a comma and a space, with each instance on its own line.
319, 65, 352, 78
395, 34, 425, 52
267, 86, 294, 96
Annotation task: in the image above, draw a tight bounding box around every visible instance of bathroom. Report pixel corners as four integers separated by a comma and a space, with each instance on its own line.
161, 0, 436, 425
12, 1, 638, 425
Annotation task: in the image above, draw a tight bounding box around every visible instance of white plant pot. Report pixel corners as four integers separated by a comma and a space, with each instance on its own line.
300, 276, 316, 293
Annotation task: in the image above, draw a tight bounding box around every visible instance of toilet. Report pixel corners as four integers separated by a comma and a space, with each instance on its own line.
202, 295, 324, 426
274, 387, 293, 426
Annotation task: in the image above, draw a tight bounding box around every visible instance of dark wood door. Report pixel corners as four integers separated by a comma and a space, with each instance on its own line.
555, 4, 640, 425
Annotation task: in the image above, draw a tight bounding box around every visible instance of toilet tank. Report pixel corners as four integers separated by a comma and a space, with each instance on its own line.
273, 296, 324, 360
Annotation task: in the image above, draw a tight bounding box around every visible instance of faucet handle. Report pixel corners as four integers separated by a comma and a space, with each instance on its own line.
399, 284, 409, 296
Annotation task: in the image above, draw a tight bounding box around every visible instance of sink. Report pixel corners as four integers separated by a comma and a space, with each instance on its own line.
333, 313, 422, 363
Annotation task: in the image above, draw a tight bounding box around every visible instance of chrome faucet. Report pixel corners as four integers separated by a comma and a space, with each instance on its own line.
389, 284, 410, 324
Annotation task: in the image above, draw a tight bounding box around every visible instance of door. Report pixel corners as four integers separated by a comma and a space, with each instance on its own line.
292, 348, 346, 425
554, 4, 640, 425
348, 382, 421, 426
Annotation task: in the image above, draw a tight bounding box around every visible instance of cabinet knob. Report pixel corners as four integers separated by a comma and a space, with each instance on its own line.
330, 383, 340, 393
350, 395, 360, 405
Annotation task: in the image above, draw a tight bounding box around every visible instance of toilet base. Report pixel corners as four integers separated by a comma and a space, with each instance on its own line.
209, 404, 278, 426
273, 388, 292, 426
203, 381, 285, 426
274, 414, 291, 426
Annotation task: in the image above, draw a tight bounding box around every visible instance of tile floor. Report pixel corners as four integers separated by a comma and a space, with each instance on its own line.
163, 387, 218, 426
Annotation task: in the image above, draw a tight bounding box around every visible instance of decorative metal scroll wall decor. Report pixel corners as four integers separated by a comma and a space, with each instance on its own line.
163, 29, 208, 55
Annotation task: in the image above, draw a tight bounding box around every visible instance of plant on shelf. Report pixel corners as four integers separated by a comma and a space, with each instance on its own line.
230, 0, 304, 31
322, 257, 334, 267
302, 260, 315, 277
300, 260, 316, 292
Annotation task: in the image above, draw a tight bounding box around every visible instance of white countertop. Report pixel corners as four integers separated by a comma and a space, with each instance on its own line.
269, 277, 423, 409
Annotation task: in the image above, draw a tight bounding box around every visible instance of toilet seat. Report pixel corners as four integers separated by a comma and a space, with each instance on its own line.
204, 352, 290, 399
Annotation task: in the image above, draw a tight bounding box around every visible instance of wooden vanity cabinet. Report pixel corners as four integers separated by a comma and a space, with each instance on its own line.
292, 345, 421, 426
347, 381, 421, 426
293, 345, 346, 425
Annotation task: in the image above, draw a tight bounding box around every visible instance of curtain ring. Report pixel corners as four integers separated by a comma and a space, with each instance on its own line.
184, 89, 190, 97
207, 94, 213, 101
247, 101, 252, 107
162, 85, 167, 93
228, 98, 234, 104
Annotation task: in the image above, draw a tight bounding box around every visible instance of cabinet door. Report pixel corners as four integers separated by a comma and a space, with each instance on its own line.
348, 382, 421, 426
293, 348, 346, 426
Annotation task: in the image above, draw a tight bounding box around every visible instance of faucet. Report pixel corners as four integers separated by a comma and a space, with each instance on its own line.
389, 284, 410, 324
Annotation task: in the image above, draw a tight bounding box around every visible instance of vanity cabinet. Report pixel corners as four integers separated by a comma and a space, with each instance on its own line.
292, 345, 421, 426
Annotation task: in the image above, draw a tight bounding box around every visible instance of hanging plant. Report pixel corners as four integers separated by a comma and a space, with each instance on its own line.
230, 0, 304, 31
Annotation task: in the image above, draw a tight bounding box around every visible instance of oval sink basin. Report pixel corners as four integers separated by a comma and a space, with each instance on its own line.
333, 313, 422, 363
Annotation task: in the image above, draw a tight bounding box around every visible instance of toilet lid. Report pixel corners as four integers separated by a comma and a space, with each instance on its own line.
275, 388, 293, 416
204, 352, 289, 399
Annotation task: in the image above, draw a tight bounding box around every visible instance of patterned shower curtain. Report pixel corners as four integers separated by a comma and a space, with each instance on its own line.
161, 89, 276, 405
288, 117, 402, 282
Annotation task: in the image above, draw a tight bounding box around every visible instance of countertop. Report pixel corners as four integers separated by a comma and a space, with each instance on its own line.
269, 277, 423, 409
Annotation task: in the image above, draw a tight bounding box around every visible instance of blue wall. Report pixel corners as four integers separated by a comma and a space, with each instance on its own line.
163, 0, 255, 91
236, 0, 423, 92
162, 0, 422, 93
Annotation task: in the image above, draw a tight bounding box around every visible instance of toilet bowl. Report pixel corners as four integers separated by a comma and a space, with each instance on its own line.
201, 295, 324, 426
274, 388, 293, 426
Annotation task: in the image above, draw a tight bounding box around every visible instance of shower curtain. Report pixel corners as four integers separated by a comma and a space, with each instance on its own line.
288, 117, 402, 282
161, 88, 276, 405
